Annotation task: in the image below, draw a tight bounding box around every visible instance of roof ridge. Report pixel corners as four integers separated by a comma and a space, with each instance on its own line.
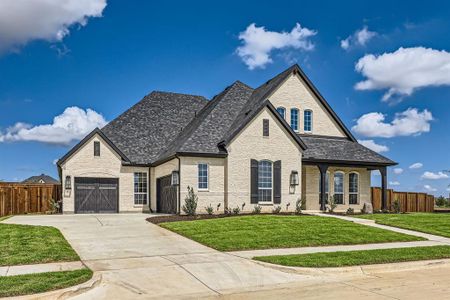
151, 90, 208, 100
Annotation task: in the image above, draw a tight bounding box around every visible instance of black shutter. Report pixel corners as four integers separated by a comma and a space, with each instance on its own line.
273, 160, 281, 204
250, 159, 259, 204
263, 119, 269, 136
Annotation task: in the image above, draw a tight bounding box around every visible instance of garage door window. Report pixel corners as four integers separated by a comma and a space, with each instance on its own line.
134, 172, 148, 205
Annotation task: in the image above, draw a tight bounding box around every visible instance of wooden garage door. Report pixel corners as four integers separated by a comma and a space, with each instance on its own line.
74, 177, 118, 214
156, 175, 177, 214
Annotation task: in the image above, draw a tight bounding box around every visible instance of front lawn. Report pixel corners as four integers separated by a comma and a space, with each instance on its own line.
254, 245, 450, 268
356, 213, 450, 238
160, 215, 424, 251
0, 223, 79, 266
0, 268, 93, 298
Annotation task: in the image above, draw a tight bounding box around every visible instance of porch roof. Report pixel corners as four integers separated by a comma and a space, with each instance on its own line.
300, 135, 397, 167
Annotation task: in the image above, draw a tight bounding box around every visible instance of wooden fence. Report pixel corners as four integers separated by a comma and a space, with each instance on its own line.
371, 187, 435, 213
0, 183, 62, 217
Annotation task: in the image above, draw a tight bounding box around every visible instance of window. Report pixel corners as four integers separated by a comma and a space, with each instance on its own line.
349, 173, 359, 204
333, 172, 344, 204
94, 141, 100, 156
258, 160, 273, 202
290, 108, 299, 131
276, 107, 286, 119
134, 172, 147, 205
319, 172, 329, 203
198, 163, 208, 190
304, 110, 312, 132
263, 119, 269, 136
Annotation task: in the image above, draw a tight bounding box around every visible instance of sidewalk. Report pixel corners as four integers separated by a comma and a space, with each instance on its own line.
229, 213, 450, 259
0, 261, 85, 277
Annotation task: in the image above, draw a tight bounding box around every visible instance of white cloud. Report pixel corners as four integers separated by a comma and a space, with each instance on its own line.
352, 108, 433, 138
409, 162, 423, 169
341, 26, 376, 50
358, 139, 389, 153
393, 168, 404, 175
424, 184, 437, 192
355, 47, 450, 101
389, 181, 400, 186
52, 159, 58, 165
236, 23, 317, 70
0, 0, 106, 54
421, 171, 449, 180
0, 106, 107, 145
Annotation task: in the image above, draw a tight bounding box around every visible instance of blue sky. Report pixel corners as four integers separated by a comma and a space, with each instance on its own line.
1, 0, 450, 195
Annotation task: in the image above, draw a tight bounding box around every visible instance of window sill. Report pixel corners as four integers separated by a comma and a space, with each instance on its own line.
133, 204, 147, 208
198, 189, 209, 192
258, 202, 274, 206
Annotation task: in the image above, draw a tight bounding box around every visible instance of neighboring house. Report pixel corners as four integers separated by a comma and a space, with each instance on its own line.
57, 64, 395, 214
22, 174, 60, 184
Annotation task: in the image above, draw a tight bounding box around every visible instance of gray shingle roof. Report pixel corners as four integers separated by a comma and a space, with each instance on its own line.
22, 174, 60, 184
101, 91, 208, 164
300, 135, 396, 166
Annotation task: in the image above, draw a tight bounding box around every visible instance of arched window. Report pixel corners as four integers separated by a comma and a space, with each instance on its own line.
290, 108, 299, 131
304, 110, 312, 132
349, 172, 359, 204
333, 171, 344, 204
319, 171, 330, 203
258, 160, 273, 202
276, 107, 286, 119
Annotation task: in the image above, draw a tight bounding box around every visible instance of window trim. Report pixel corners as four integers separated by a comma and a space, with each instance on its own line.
257, 160, 273, 203
333, 171, 345, 205
133, 172, 148, 206
290, 108, 299, 132
94, 141, 100, 157
304, 109, 313, 133
348, 171, 359, 205
276, 107, 286, 119
198, 163, 209, 191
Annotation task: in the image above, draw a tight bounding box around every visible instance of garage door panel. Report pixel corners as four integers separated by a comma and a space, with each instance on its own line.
75, 177, 118, 214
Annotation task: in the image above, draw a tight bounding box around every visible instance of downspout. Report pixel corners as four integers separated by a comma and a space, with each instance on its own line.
148, 165, 152, 213
176, 154, 181, 215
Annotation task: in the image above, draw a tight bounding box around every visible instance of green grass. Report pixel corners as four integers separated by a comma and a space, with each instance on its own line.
0, 215, 11, 222
254, 245, 450, 268
160, 215, 424, 251
0, 268, 93, 297
0, 223, 79, 266
356, 213, 450, 238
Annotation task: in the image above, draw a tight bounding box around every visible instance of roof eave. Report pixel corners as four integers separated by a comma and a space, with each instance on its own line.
302, 158, 398, 167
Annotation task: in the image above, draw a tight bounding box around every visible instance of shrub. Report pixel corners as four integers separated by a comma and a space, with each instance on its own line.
224, 207, 232, 215
295, 198, 302, 215
272, 205, 282, 214
232, 206, 240, 215
436, 196, 447, 207
382, 209, 390, 214
205, 204, 214, 215
300, 196, 307, 210
47, 198, 60, 214
392, 200, 401, 214
253, 205, 262, 214
328, 196, 337, 213
182, 186, 198, 216
346, 207, 354, 215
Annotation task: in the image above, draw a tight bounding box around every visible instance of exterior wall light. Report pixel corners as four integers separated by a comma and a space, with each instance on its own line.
65, 175, 71, 190
290, 171, 299, 186
171, 171, 179, 186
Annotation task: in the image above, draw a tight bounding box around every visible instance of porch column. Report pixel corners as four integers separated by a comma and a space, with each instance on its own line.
379, 166, 388, 210
318, 164, 328, 212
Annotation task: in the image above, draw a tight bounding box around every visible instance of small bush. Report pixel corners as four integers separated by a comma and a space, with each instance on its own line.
295, 198, 302, 215
182, 186, 198, 216
392, 200, 401, 214
382, 209, 390, 214
328, 196, 337, 213
232, 206, 240, 215
436, 196, 447, 207
253, 205, 262, 214
346, 207, 354, 215
205, 204, 214, 215
224, 207, 232, 215
272, 206, 282, 214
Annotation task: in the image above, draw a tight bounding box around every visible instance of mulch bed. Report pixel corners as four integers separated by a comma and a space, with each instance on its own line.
147, 212, 307, 224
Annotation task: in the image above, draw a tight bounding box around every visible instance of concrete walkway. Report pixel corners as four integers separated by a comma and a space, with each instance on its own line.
0, 261, 85, 276
230, 213, 450, 259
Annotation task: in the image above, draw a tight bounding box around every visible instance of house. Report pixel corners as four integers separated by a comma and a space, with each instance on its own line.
22, 174, 60, 184
57, 64, 396, 214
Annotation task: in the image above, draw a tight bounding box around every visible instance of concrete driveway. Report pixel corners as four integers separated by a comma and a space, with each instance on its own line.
5, 214, 309, 299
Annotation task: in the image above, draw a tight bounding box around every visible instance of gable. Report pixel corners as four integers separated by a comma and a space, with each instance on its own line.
268, 73, 347, 137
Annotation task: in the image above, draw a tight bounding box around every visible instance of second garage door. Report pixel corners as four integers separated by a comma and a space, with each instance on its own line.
74, 177, 118, 213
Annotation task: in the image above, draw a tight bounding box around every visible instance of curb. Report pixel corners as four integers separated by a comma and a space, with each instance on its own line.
5, 272, 102, 300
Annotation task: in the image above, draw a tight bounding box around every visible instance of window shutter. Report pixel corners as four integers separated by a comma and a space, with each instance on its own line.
273, 160, 281, 204
250, 159, 259, 204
